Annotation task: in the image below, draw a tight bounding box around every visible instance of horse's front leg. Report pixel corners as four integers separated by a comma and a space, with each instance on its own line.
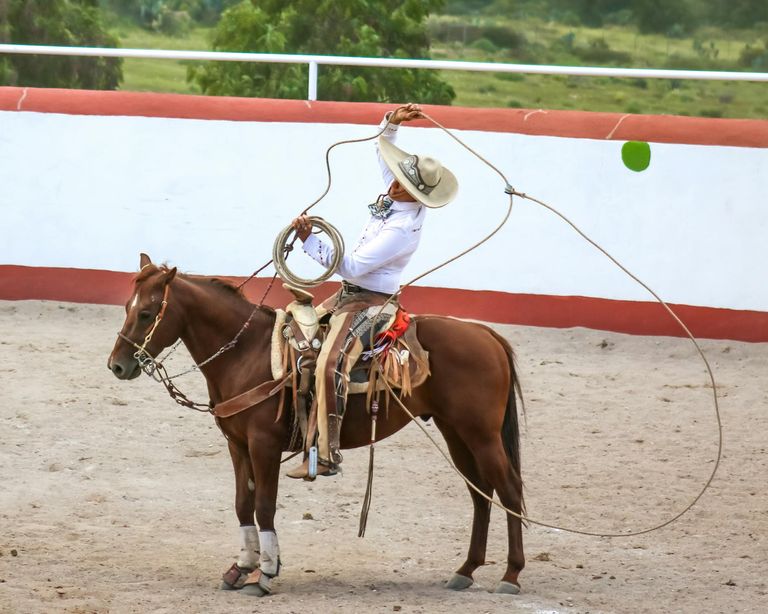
220, 440, 260, 591
240, 433, 283, 597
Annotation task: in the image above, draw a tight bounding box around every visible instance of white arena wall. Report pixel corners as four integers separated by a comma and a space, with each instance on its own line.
1, 87, 766, 341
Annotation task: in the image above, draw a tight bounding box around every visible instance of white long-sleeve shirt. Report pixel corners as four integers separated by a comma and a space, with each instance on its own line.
302, 116, 425, 295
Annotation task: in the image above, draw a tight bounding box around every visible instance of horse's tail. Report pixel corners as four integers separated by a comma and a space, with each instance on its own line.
487, 328, 525, 513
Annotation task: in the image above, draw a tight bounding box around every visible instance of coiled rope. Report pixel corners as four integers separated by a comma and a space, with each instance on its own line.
272, 216, 345, 288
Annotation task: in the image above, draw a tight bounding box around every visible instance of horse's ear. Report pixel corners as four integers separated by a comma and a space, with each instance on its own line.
165, 267, 177, 283
139, 253, 152, 269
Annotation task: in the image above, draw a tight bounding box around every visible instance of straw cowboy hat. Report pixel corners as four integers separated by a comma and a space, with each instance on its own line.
378, 136, 458, 208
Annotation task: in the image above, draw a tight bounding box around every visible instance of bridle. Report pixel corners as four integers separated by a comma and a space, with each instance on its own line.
117, 282, 171, 372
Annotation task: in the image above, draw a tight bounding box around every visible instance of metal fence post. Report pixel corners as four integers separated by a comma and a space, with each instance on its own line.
308, 61, 318, 101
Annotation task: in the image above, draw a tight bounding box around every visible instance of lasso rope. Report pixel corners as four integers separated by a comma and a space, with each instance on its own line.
263, 105, 722, 538
362, 108, 723, 538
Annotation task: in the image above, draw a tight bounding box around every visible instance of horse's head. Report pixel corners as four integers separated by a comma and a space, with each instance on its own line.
108, 253, 180, 380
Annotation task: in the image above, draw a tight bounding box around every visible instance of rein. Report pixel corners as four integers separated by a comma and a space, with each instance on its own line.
117, 279, 302, 464
117, 279, 273, 413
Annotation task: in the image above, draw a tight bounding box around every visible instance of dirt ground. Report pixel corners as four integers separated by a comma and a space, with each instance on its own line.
0, 299, 765, 614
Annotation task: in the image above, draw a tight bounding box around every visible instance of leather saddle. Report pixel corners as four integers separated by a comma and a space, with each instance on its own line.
273, 285, 430, 398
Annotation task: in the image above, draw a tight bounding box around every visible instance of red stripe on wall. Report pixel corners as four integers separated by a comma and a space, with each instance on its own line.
2, 86, 767, 147
1, 265, 765, 342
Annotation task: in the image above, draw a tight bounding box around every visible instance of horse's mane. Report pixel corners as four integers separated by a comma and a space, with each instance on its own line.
134, 264, 275, 315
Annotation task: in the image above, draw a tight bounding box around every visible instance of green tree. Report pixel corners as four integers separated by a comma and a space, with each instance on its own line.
704, 0, 768, 29
188, 0, 455, 104
1, 0, 122, 89
556, 0, 633, 28
101, 0, 238, 26
633, 0, 696, 35
0, 0, 10, 82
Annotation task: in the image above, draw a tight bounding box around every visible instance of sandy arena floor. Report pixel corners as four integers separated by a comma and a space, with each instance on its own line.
0, 299, 766, 613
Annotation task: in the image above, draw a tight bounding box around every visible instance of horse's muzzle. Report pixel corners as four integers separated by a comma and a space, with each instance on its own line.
108, 356, 142, 380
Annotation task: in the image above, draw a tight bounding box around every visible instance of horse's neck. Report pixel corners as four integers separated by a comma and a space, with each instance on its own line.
175, 279, 274, 385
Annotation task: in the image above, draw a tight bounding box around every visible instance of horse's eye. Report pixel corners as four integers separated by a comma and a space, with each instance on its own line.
138, 310, 152, 321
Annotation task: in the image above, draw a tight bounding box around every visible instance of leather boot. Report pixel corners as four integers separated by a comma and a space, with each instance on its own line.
285, 459, 337, 480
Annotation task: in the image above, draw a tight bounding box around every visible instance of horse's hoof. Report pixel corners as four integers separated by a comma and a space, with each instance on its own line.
240, 569, 272, 597
445, 573, 474, 590
220, 563, 251, 590
494, 580, 521, 594
240, 583, 268, 597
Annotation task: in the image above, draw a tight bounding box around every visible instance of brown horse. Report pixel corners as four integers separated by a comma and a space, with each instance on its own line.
108, 253, 525, 596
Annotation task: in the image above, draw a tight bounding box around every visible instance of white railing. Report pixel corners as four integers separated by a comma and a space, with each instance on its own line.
1, 43, 767, 101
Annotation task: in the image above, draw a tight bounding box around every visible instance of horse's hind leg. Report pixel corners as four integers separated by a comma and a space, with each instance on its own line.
434, 419, 494, 590
471, 437, 525, 593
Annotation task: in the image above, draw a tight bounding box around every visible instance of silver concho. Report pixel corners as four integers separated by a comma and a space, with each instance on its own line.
398, 155, 436, 195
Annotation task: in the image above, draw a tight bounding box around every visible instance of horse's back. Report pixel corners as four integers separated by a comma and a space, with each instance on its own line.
413, 315, 512, 375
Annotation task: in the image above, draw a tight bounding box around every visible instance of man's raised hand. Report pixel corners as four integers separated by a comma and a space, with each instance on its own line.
390, 103, 423, 125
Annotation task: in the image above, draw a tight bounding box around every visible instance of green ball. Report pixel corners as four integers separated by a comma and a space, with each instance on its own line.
621, 141, 651, 172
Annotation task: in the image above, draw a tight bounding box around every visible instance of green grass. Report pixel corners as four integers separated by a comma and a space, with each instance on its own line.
430, 16, 768, 118
109, 18, 768, 118
439, 68, 767, 118
111, 23, 212, 94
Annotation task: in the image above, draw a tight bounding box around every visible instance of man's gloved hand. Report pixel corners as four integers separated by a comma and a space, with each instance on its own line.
390, 103, 423, 125
291, 214, 312, 241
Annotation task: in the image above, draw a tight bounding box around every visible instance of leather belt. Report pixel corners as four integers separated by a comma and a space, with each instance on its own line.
342, 281, 389, 297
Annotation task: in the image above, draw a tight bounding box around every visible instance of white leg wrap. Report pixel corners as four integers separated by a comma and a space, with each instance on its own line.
258, 530, 280, 577
237, 525, 261, 569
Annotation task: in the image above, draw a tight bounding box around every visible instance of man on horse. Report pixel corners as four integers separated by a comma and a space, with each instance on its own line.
286, 103, 458, 479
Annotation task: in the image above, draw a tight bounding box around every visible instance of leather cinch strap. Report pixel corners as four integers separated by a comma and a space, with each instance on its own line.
213, 374, 291, 419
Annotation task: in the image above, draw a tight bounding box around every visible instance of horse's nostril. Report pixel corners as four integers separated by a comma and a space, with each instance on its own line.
112, 363, 124, 376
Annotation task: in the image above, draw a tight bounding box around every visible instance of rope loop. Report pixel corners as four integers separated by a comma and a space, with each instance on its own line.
361, 108, 723, 539
272, 216, 345, 288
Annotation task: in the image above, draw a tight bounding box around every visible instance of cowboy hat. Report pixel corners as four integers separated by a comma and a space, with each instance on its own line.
378, 137, 458, 208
